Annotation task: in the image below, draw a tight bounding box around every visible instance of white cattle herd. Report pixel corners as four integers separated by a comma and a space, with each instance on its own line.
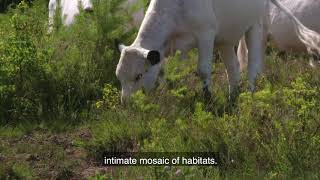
47, 0, 320, 103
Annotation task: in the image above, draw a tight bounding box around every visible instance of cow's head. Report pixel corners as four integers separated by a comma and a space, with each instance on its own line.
80, 0, 93, 12
115, 42, 162, 103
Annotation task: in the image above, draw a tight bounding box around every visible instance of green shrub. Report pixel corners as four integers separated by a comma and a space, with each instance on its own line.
95, 84, 120, 110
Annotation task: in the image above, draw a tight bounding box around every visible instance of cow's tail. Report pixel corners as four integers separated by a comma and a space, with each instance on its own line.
271, 0, 320, 56
237, 37, 248, 72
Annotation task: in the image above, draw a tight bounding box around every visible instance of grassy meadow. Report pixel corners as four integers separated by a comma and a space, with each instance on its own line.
0, 0, 319, 179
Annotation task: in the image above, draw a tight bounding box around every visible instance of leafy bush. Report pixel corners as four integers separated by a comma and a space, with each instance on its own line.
95, 84, 120, 110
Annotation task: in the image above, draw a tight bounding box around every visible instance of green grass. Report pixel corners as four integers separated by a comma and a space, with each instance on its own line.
0, 0, 320, 179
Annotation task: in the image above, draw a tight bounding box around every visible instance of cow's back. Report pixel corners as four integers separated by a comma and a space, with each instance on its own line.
269, 0, 320, 52
212, 0, 266, 46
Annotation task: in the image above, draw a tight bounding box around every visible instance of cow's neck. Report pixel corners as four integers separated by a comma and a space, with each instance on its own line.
133, 6, 176, 53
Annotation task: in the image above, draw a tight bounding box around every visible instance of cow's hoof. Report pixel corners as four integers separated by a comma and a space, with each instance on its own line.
227, 87, 241, 113
230, 86, 240, 103
203, 86, 212, 100
202, 87, 216, 109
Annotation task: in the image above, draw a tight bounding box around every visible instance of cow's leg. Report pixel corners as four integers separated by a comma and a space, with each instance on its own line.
315, 54, 320, 64
309, 54, 320, 68
245, 22, 264, 91
220, 45, 241, 99
48, 0, 57, 33
195, 31, 215, 98
157, 67, 166, 84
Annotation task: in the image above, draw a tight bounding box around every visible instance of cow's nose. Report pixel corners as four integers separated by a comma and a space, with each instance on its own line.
84, 7, 93, 12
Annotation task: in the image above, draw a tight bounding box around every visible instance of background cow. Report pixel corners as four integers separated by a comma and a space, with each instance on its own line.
48, 0, 93, 33
48, 0, 147, 33
238, 0, 320, 70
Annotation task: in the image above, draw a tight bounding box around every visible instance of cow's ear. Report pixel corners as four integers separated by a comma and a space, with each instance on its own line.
115, 39, 126, 53
147, 50, 160, 65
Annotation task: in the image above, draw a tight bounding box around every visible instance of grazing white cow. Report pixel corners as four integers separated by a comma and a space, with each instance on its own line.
116, 0, 320, 103
48, 0, 93, 32
238, 0, 320, 70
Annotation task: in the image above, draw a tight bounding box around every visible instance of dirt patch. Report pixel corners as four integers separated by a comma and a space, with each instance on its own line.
0, 127, 108, 179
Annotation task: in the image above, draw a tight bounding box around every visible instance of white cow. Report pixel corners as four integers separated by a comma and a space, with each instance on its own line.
238, 0, 320, 70
116, 0, 320, 103
48, 0, 93, 32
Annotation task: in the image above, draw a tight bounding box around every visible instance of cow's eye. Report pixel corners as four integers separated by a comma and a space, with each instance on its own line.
135, 74, 142, 82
